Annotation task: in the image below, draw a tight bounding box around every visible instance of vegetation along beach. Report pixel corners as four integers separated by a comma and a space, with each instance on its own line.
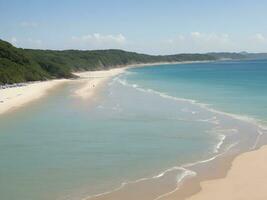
1, 1, 267, 200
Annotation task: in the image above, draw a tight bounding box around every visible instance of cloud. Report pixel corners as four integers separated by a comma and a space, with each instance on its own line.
190, 32, 201, 38
251, 33, 267, 43
159, 32, 267, 54
244, 33, 267, 52
20, 22, 38, 28
70, 33, 127, 49
5, 32, 267, 54
164, 32, 235, 53
7, 37, 43, 49
190, 32, 230, 42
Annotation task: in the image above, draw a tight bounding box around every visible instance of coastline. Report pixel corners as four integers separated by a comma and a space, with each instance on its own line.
1, 60, 266, 200
0, 60, 210, 115
74, 67, 127, 99
0, 79, 69, 115
184, 145, 267, 200
76, 61, 267, 200
0, 68, 125, 115
73, 60, 213, 100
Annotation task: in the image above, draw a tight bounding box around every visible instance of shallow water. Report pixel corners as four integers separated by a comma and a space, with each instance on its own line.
0, 60, 266, 200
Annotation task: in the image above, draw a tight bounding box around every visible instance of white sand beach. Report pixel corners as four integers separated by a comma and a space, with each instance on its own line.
74, 67, 126, 99
1, 63, 267, 200
0, 79, 68, 115
0, 61, 220, 116
0, 67, 126, 115
73, 62, 183, 100
186, 145, 267, 200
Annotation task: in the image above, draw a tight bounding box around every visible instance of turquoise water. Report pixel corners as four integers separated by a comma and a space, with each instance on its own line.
125, 60, 267, 124
0, 60, 266, 200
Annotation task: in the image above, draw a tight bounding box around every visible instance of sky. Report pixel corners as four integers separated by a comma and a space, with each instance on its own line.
1, 0, 267, 54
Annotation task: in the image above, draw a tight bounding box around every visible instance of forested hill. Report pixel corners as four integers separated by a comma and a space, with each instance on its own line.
0, 39, 216, 84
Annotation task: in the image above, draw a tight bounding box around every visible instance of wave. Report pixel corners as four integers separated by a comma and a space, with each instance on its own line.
251, 129, 265, 150
80, 183, 126, 200
82, 167, 194, 200
182, 141, 239, 168
82, 141, 236, 200
195, 116, 220, 125
81, 121, 240, 200
214, 134, 226, 153
81, 77, 266, 200
152, 169, 196, 200
116, 77, 267, 152
206, 128, 239, 153
116, 77, 267, 131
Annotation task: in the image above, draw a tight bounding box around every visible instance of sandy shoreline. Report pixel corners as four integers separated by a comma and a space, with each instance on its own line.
184, 145, 267, 200
74, 67, 126, 99
72, 61, 197, 99
0, 79, 69, 115
0, 61, 210, 115
0, 68, 126, 115
2, 60, 267, 200
73, 60, 212, 100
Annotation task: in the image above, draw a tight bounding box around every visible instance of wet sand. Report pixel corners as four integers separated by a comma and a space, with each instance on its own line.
184, 145, 267, 200
74, 68, 126, 99
0, 79, 68, 115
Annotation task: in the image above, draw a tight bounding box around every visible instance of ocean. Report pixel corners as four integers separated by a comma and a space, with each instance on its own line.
0, 60, 266, 200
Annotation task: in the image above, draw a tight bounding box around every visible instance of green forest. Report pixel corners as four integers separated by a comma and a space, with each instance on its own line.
1, 39, 256, 85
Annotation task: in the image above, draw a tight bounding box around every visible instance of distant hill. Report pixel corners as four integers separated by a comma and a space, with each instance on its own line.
2, 39, 267, 85
242, 53, 267, 60
0, 39, 215, 84
207, 52, 267, 60
207, 52, 247, 60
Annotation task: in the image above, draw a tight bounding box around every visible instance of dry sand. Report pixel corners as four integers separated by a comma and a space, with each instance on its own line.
73, 61, 212, 100
185, 145, 267, 200
74, 67, 126, 99
1, 62, 267, 200
0, 61, 210, 115
0, 67, 126, 115
0, 79, 68, 115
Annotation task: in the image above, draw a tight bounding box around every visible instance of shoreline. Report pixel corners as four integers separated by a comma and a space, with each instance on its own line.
77, 63, 267, 200
0, 60, 211, 115
183, 145, 267, 200
0, 64, 137, 115
103, 118, 266, 200
0, 79, 69, 115
73, 60, 214, 100
1, 60, 266, 200
0, 68, 124, 115
73, 67, 127, 99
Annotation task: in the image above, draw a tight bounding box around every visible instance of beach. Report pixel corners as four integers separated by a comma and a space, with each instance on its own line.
74, 67, 126, 99
185, 145, 267, 200
1, 1, 267, 199
1, 61, 267, 200
73, 62, 194, 99
0, 61, 212, 116
0, 67, 126, 115
0, 79, 68, 115
75, 62, 267, 200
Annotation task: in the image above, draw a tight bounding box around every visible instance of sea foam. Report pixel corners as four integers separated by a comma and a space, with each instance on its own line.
82, 76, 266, 200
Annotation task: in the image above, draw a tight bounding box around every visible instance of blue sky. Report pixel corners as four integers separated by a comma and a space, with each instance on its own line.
1, 0, 267, 54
